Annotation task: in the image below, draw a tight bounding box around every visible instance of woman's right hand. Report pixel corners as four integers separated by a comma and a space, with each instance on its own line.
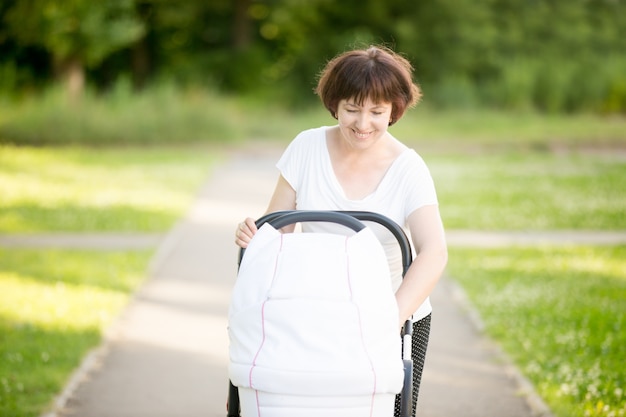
235, 217, 258, 248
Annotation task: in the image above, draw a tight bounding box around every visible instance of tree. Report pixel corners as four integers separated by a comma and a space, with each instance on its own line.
4, 0, 144, 99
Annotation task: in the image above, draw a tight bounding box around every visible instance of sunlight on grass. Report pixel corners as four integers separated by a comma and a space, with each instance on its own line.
0, 145, 218, 232
0, 273, 127, 330
447, 246, 626, 417
428, 152, 626, 230
0, 248, 151, 417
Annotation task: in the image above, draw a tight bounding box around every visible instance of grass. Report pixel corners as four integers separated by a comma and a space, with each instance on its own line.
446, 246, 626, 417
0, 249, 152, 417
0, 84, 245, 146
396, 108, 626, 148
0, 145, 219, 232
3, 143, 623, 235
427, 151, 626, 230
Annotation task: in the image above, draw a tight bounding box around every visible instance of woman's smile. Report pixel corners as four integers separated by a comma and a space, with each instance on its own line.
337, 98, 392, 147
353, 129, 373, 139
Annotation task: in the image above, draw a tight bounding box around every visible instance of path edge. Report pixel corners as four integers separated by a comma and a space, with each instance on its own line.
444, 276, 555, 417
37, 219, 189, 417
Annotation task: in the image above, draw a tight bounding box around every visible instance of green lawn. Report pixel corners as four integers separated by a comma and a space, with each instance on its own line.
0, 249, 153, 417
428, 151, 626, 230
447, 246, 626, 417
0, 145, 218, 232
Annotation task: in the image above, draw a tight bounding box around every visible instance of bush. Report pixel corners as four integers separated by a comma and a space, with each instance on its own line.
0, 82, 245, 146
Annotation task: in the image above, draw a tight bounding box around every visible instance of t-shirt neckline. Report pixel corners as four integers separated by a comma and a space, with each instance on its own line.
322, 126, 410, 203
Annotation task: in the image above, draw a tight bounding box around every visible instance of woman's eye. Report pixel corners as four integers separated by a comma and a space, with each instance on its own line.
372, 112, 383, 116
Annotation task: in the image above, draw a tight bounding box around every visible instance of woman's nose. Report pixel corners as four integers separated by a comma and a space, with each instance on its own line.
355, 113, 370, 129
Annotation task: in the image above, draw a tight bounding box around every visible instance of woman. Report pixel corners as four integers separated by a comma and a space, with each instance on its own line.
234, 45, 448, 416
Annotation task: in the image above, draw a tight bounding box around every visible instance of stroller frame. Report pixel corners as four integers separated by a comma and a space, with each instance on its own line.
227, 210, 415, 417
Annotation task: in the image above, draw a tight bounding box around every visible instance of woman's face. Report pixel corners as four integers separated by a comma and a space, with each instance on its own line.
336, 98, 393, 149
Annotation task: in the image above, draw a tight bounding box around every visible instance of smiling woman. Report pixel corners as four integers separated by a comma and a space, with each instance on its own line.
233, 45, 447, 417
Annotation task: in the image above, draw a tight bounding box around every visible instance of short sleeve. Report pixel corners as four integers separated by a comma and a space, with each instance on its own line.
403, 151, 438, 218
276, 132, 307, 192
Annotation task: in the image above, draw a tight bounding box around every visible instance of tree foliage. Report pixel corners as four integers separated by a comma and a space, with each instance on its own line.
2, 0, 143, 97
0, 0, 625, 112
5, 0, 143, 65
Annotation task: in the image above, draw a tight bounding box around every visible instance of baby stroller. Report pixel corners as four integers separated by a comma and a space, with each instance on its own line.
227, 211, 415, 417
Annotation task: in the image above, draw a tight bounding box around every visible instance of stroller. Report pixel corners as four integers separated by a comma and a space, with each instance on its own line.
227, 211, 415, 417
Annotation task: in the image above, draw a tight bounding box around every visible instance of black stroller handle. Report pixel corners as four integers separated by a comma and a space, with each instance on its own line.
266, 210, 367, 232
237, 210, 367, 265
238, 210, 413, 271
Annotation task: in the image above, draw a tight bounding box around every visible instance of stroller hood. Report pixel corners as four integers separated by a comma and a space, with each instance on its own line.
228, 223, 403, 397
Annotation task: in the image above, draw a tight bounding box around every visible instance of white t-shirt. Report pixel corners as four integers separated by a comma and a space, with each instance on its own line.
276, 126, 439, 320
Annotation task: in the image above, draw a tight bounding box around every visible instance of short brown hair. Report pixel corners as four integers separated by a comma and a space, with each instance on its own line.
315, 46, 422, 125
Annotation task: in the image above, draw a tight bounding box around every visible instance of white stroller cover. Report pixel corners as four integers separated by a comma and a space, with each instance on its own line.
229, 223, 404, 403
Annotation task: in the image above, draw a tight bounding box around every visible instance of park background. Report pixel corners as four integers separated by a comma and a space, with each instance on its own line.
0, 1, 625, 417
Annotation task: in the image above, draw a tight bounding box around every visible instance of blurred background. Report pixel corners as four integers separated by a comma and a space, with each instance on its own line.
1, 0, 626, 119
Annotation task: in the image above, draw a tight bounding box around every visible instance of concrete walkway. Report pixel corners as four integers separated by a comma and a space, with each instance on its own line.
31, 145, 624, 417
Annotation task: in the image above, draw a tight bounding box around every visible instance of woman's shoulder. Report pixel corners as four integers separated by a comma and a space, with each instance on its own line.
387, 135, 427, 164
388, 145, 432, 180
289, 126, 332, 149
294, 125, 331, 139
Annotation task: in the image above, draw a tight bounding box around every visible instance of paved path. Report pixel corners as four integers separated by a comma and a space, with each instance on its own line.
30, 145, 625, 417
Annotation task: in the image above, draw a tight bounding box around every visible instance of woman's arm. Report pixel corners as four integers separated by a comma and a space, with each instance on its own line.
265, 174, 297, 214
394, 204, 448, 326
235, 175, 296, 248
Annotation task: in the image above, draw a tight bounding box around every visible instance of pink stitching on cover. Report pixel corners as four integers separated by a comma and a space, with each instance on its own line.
255, 389, 261, 417
249, 301, 267, 387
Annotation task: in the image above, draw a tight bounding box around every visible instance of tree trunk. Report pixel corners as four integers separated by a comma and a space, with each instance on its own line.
133, 1, 153, 90
55, 56, 85, 103
232, 0, 252, 50
132, 38, 151, 90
